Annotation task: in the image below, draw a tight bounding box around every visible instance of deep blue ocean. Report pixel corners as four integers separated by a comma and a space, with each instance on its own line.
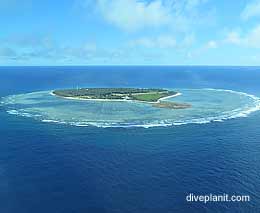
1, 66, 260, 213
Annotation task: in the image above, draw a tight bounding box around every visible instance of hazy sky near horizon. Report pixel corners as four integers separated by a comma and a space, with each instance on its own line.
1, 0, 260, 65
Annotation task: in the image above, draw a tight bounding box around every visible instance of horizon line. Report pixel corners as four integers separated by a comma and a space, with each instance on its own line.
1, 65, 260, 68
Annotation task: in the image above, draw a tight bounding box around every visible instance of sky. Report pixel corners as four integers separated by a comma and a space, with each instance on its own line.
1, 0, 260, 66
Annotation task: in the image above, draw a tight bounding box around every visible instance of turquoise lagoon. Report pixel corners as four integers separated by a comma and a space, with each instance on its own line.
2, 88, 260, 128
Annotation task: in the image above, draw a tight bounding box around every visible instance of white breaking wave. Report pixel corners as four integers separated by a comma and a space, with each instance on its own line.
204, 88, 260, 117
6, 110, 19, 115
2, 88, 260, 128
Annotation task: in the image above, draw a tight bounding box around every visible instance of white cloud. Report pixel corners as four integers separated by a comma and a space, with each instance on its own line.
187, 38, 218, 59
244, 25, 260, 47
225, 31, 242, 45
225, 25, 260, 48
157, 35, 177, 48
130, 37, 155, 48
206, 40, 217, 49
89, 0, 212, 32
128, 32, 197, 53
96, 0, 171, 32
241, 0, 260, 20
129, 35, 176, 48
206, 40, 218, 49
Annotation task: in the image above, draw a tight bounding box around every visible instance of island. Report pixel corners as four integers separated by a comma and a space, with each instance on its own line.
52, 88, 191, 109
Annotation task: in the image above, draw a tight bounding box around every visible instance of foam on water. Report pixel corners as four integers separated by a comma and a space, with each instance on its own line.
1, 88, 260, 128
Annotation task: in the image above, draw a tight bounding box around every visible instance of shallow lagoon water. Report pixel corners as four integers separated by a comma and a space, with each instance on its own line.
1, 88, 260, 128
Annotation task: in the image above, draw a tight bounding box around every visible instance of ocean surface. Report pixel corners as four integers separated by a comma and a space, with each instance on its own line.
1, 66, 260, 213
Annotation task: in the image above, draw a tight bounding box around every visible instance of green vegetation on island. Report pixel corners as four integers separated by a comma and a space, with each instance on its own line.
52, 88, 191, 109
53, 88, 176, 102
